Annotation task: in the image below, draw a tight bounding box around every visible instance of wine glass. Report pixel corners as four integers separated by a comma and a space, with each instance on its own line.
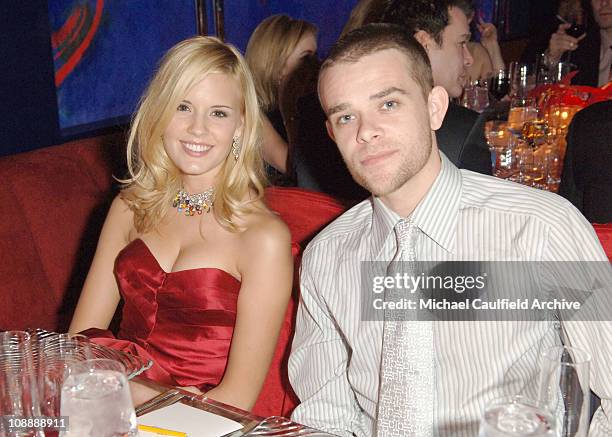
60, 359, 137, 437
479, 395, 556, 436
489, 69, 510, 101
538, 346, 591, 437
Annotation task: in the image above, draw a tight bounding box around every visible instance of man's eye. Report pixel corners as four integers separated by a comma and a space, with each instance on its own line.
337, 114, 354, 125
177, 104, 190, 112
382, 101, 397, 110
211, 110, 227, 118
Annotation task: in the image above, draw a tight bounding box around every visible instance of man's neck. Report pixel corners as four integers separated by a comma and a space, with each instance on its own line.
379, 149, 442, 218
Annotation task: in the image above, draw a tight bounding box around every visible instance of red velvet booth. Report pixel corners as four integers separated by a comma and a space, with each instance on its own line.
0, 133, 345, 418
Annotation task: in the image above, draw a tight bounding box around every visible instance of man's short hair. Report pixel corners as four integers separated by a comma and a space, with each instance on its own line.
382, 0, 475, 46
320, 23, 434, 99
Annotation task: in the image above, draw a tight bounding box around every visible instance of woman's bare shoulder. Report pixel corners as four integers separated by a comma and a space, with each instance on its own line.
239, 205, 291, 250
106, 194, 136, 241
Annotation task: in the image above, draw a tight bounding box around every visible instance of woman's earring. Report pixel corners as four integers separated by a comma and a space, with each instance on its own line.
231, 136, 241, 161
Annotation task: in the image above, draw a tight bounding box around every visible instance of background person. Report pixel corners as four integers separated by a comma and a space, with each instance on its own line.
294, 0, 492, 203
246, 14, 318, 182
69, 36, 293, 411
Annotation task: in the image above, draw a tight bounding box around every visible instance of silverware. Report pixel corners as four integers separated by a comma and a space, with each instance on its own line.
135, 389, 184, 416
244, 416, 337, 436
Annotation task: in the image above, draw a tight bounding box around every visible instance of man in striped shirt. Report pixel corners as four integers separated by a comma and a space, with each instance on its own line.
288, 23, 611, 436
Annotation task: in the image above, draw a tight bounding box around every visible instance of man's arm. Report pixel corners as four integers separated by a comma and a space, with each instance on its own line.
289, 248, 365, 437
545, 206, 612, 435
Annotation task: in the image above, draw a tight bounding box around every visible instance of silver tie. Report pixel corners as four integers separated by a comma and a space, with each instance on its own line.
376, 219, 434, 436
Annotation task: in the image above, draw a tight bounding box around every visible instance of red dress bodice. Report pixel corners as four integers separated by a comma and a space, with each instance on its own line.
89, 238, 241, 389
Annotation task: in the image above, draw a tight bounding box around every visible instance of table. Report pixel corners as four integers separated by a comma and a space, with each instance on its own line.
130, 378, 335, 436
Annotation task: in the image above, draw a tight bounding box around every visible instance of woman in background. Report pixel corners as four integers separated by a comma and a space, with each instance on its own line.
69, 36, 293, 411
246, 14, 317, 182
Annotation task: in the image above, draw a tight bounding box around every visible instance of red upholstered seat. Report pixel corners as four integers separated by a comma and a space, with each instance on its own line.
593, 223, 612, 261
252, 187, 346, 417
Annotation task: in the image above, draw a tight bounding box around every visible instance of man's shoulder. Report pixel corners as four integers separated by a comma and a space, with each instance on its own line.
460, 170, 581, 222
304, 198, 373, 252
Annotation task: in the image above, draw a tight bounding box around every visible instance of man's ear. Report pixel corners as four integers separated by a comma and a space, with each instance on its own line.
325, 119, 336, 142
428, 86, 449, 131
414, 30, 434, 52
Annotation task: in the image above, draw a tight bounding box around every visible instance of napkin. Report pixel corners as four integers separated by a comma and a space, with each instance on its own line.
138, 402, 243, 437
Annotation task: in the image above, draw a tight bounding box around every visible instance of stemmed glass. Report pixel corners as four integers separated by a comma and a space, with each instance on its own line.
538, 346, 591, 437
60, 358, 138, 437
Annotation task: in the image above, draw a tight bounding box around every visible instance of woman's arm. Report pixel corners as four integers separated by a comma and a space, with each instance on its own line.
204, 215, 293, 411
478, 22, 505, 73
261, 114, 289, 174
68, 196, 133, 333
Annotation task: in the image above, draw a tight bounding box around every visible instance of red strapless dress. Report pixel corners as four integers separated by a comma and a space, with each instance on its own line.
85, 238, 241, 390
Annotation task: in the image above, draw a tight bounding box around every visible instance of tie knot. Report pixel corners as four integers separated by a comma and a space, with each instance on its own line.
394, 218, 418, 252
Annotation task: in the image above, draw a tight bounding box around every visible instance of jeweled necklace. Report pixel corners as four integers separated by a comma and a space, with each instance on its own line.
172, 187, 215, 216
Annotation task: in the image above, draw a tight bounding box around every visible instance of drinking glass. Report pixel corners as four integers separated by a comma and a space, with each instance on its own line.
0, 331, 43, 437
508, 97, 538, 131
38, 334, 92, 418
489, 69, 510, 101
550, 62, 576, 84
462, 79, 490, 113
479, 395, 556, 436
538, 346, 591, 437
60, 359, 137, 437
513, 145, 534, 186
509, 62, 534, 98
535, 53, 553, 86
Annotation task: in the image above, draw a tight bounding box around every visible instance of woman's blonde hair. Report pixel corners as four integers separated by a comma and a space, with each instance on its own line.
245, 15, 317, 112
121, 36, 266, 233
340, 0, 389, 39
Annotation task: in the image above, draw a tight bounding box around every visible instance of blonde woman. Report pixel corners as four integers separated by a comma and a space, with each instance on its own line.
69, 36, 293, 411
246, 15, 317, 178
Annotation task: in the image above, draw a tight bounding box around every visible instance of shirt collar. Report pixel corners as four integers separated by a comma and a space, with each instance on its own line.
370, 152, 462, 259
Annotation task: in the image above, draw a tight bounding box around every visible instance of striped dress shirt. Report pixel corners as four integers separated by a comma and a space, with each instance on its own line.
288, 153, 611, 436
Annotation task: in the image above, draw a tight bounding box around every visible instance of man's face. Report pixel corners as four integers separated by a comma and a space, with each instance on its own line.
318, 49, 438, 198
423, 6, 473, 98
592, 0, 612, 31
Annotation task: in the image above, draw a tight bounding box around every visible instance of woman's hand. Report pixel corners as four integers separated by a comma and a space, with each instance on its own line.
547, 23, 586, 64
477, 22, 499, 51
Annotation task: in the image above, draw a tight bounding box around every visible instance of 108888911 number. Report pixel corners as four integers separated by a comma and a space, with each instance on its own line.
2, 416, 69, 431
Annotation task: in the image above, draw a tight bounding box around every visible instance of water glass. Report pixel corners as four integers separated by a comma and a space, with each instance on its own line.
38, 334, 92, 418
538, 346, 591, 437
543, 144, 563, 192
508, 97, 538, 131
479, 395, 556, 436
462, 79, 490, 113
0, 331, 43, 437
60, 359, 137, 437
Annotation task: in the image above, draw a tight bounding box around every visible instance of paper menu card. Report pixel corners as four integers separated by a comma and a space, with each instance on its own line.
138, 402, 243, 437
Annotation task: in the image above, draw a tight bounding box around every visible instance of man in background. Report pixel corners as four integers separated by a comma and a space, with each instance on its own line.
294, 0, 491, 202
